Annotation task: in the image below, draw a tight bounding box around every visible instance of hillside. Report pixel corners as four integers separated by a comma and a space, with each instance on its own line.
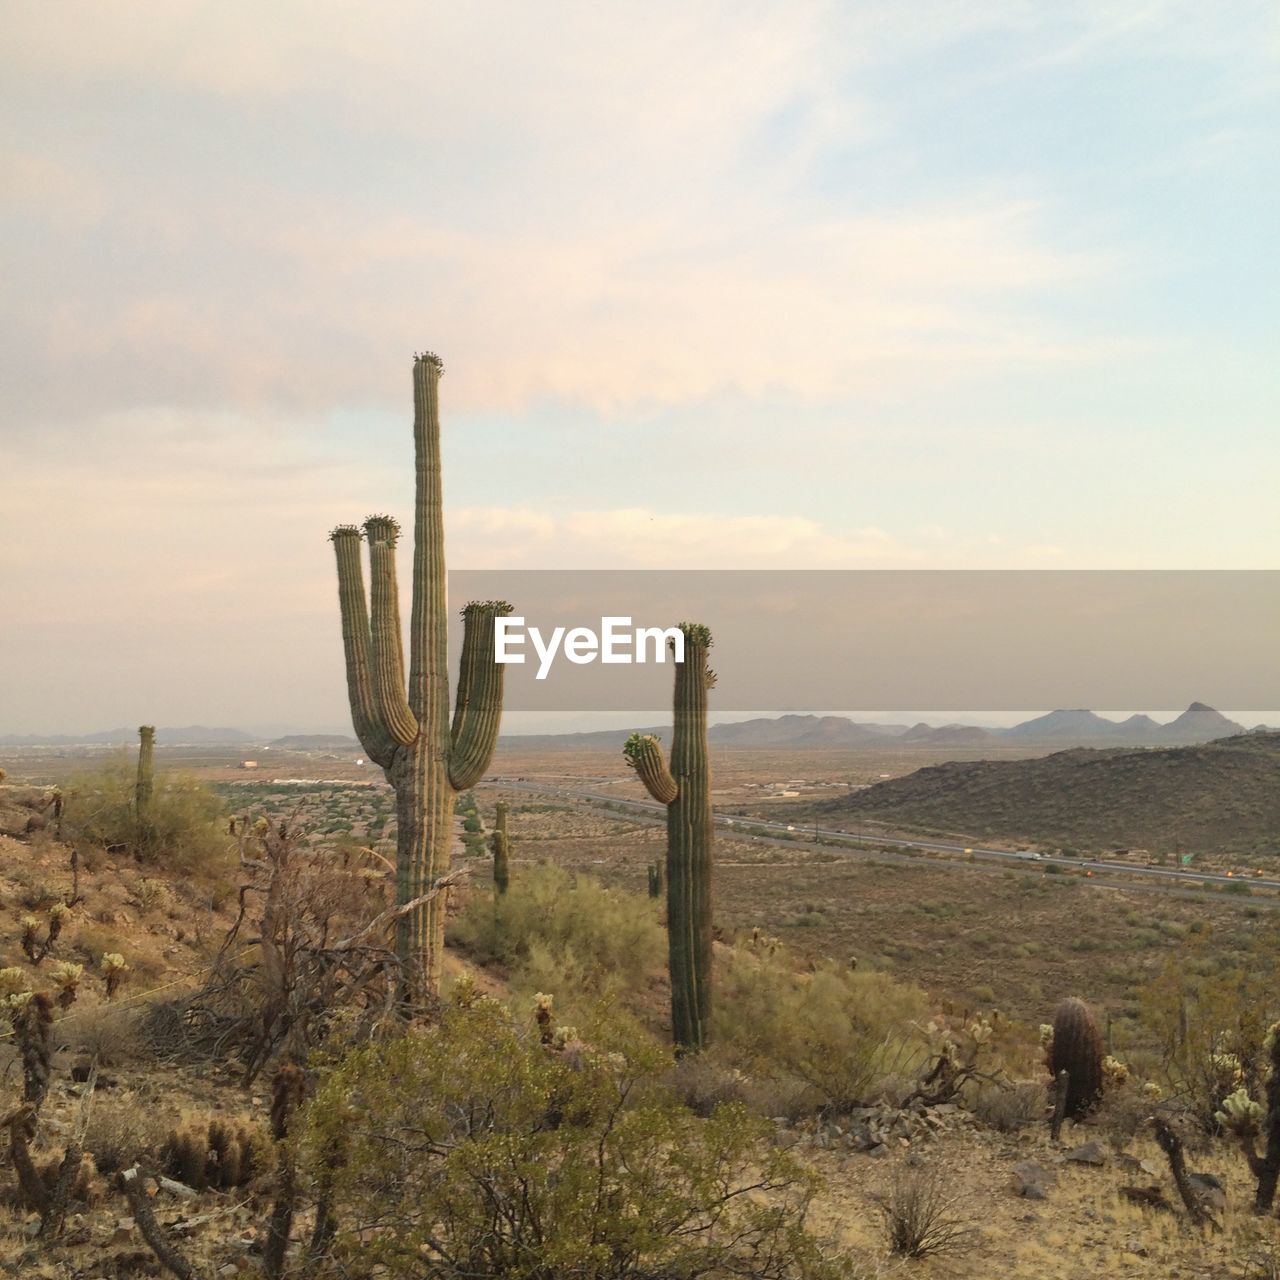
806, 730, 1280, 859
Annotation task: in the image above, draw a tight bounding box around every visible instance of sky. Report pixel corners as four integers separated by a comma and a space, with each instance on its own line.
2, 2, 1277, 734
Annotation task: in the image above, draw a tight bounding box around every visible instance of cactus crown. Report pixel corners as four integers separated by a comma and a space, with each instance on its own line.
623, 731, 661, 762
329, 523, 364, 542
460, 600, 514, 618
676, 622, 713, 649
414, 351, 444, 372
363, 514, 401, 544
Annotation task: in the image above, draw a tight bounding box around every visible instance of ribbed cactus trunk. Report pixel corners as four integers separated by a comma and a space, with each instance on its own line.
330, 354, 510, 1005
135, 725, 155, 815
624, 624, 715, 1053
491, 800, 510, 896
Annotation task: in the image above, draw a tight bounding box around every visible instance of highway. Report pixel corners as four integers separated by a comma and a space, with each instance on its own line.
482, 777, 1280, 894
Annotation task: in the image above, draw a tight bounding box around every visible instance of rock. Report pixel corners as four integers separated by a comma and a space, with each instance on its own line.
1188, 1172, 1226, 1213
1064, 1140, 1108, 1166
1012, 1160, 1056, 1198
867, 1143, 889, 1158
110, 1217, 136, 1245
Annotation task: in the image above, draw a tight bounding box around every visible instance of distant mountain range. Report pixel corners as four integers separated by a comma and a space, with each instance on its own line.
0, 704, 1264, 751
0, 725, 256, 747
494, 703, 1258, 751
800, 729, 1280, 860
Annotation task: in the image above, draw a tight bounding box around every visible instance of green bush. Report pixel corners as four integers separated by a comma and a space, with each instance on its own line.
63, 751, 232, 877
448, 864, 665, 1007
713, 937, 929, 1111
302, 999, 849, 1279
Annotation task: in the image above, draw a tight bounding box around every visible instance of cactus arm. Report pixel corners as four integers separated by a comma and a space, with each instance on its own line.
448, 601, 513, 790
330, 527, 397, 767
364, 517, 419, 747
623, 733, 678, 805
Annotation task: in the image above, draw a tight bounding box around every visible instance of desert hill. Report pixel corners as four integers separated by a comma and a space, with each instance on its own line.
497, 704, 1250, 751
805, 730, 1280, 859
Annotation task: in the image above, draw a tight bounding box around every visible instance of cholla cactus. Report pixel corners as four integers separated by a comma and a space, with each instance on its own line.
20, 901, 72, 964
19, 916, 40, 962
49, 960, 83, 1011
0, 966, 31, 1001
1102, 1055, 1130, 1088
1209, 1051, 1245, 1092
533, 992, 554, 1045
551, 1025, 579, 1051
100, 952, 130, 1001
1217, 1087, 1264, 1136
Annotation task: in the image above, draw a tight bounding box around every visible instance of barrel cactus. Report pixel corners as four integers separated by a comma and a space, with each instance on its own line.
623, 622, 715, 1053
330, 353, 512, 1003
1049, 996, 1104, 1119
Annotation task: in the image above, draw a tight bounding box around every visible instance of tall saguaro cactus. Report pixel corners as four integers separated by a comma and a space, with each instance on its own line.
330, 353, 511, 1002
135, 726, 155, 815
491, 800, 510, 897
624, 623, 715, 1053
135, 725, 155, 851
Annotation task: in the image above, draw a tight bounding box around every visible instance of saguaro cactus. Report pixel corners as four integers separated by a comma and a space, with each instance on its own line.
1049, 996, 1105, 1120
624, 623, 715, 1053
330, 353, 511, 1002
491, 800, 510, 896
135, 726, 155, 817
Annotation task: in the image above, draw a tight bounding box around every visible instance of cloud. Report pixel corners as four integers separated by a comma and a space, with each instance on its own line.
448, 505, 1073, 569
1, 2, 1137, 428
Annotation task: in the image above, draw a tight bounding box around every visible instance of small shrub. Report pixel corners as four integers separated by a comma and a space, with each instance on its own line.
84, 1100, 169, 1174
714, 936, 929, 1111
971, 1081, 1045, 1133
303, 1000, 848, 1279
449, 864, 664, 1006
63, 753, 233, 877
879, 1164, 976, 1259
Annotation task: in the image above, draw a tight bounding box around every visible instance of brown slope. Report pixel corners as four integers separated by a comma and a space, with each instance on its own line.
806, 731, 1280, 859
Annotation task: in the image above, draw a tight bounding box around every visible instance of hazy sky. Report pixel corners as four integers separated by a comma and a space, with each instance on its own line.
2, 3, 1277, 733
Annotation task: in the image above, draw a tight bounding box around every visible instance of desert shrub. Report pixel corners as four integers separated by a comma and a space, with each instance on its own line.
302, 999, 848, 1279
61, 1004, 145, 1067
83, 1099, 170, 1174
714, 936, 929, 1111
449, 864, 664, 1005
879, 1164, 976, 1259
62, 752, 233, 877
1139, 941, 1279, 1129
665, 1049, 815, 1122
970, 1080, 1045, 1133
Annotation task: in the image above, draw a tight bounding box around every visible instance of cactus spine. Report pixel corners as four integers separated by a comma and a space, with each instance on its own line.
491, 800, 510, 896
1049, 996, 1104, 1120
624, 623, 715, 1053
330, 353, 511, 1002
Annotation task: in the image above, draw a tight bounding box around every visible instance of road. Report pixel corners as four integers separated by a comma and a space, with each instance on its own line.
482, 777, 1280, 895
